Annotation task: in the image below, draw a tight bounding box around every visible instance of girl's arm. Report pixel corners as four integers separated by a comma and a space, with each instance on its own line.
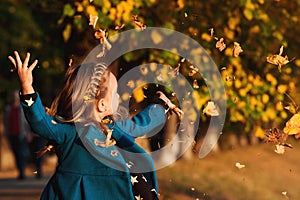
20, 93, 69, 144
9, 51, 69, 144
115, 104, 167, 138
114, 92, 183, 139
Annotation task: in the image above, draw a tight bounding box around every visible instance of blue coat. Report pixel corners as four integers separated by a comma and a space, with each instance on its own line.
21, 93, 166, 200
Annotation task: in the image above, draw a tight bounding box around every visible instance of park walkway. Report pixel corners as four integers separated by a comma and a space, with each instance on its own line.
0, 135, 57, 200
0, 156, 56, 200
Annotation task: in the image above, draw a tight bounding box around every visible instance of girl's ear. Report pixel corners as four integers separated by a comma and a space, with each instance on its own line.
97, 98, 106, 112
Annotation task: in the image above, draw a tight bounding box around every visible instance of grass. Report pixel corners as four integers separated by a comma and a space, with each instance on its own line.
157, 138, 300, 200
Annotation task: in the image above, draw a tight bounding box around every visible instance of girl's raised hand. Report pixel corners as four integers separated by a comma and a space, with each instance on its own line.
8, 51, 38, 94
156, 91, 184, 118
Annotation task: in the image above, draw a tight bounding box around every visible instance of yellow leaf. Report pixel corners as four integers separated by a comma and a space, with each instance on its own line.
132, 87, 145, 103
228, 17, 240, 30
150, 63, 157, 71
243, 8, 253, 20
201, 33, 212, 42
255, 126, 265, 139
75, 2, 84, 12
63, 24, 72, 42
283, 113, 300, 135
234, 79, 242, 88
86, 5, 98, 16
151, 30, 163, 44
249, 25, 260, 34
177, 0, 185, 9
277, 84, 288, 94
262, 94, 269, 104
122, 92, 130, 101
258, 0, 264, 4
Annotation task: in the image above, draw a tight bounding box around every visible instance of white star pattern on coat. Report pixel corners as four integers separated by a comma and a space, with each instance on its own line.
141, 175, 147, 182
135, 195, 143, 200
131, 175, 138, 186
25, 97, 34, 106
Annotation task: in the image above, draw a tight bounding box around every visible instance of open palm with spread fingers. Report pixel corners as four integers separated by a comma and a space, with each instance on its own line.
8, 51, 38, 95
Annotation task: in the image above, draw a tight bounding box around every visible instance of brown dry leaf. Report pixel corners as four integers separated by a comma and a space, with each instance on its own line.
209, 28, 214, 37
203, 101, 219, 116
193, 79, 199, 89
274, 144, 285, 154
265, 128, 293, 152
132, 15, 146, 30
216, 38, 226, 52
68, 58, 73, 67
36, 145, 54, 158
189, 65, 199, 76
140, 66, 148, 75
235, 162, 245, 169
225, 75, 236, 82
127, 80, 135, 88
94, 138, 116, 148
232, 42, 243, 57
265, 128, 289, 144
266, 46, 292, 72
89, 14, 98, 29
168, 65, 180, 77
233, 97, 239, 103
156, 73, 164, 82
94, 29, 112, 57
281, 191, 289, 199
115, 24, 125, 31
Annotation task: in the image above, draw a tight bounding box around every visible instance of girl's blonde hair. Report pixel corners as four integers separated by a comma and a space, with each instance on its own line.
48, 62, 110, 123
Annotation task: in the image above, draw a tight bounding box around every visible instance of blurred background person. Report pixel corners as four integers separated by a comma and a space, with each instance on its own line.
3, 90, 30, 180
27, 131, 46, 179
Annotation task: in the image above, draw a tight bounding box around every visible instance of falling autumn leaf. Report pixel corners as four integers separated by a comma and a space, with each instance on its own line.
156, 91, 184, 118
209, 28, 214, 37
274, 144, 285, 154
140, 66, 148, 75
36, 145, 54, 158
94, 138, 116, 148
266, 46, 293, 72
283, 113, 300, 136
265, 128, 293, 151
156, 73, 164, 82
235, 162, 245, 169
168, 64, 180, 77
192, 79, 199, 89
132, 15, 146, 30
89, 14, 98, 29
225, 75, 236, 82
216, 38, 226, 52
127, 80, 135, 88
232, 42, 243, 57
281, 191, 289, 199
68, 58, 73, 67
115, 24, 125, 31
203, 101, 219, 116
94, 29, 112, 57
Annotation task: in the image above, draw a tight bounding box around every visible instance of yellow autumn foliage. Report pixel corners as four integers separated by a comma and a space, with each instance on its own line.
132, 87, 145, 103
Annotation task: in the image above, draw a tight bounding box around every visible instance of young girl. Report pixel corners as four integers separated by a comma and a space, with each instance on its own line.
9, 51, 181, 200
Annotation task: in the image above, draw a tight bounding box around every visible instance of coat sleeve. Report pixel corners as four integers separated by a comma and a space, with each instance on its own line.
115, 104, 167, 138
20, 93, 69, 144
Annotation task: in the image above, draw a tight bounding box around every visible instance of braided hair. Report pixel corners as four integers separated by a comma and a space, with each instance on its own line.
48, 62, 110, 123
